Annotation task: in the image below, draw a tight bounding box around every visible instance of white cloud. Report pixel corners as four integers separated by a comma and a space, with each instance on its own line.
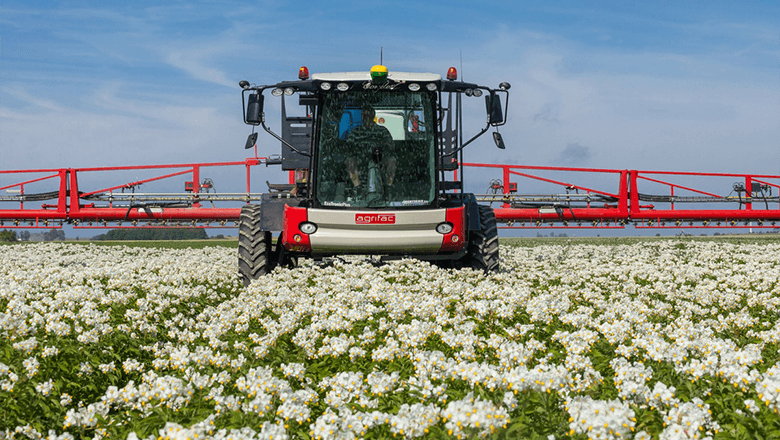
165, 48, 236, 89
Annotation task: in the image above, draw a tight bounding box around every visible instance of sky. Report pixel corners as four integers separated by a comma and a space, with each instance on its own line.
1, 0, 779, 236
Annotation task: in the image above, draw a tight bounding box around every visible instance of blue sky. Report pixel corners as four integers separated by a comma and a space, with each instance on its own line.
1, 1, 778, 207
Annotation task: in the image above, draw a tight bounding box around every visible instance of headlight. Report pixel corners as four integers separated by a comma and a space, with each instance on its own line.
271, 88, 283, 96
426, 83, 438, 91
336, 82, 349, 91
408, 83, 420, 91
436, 222, 453, 234
284, 87, 295, 96
472, 89, 483, 97
320, 82, 332, 91
299, 222, 318, 234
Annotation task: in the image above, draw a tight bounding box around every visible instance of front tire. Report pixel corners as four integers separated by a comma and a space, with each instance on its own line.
238, 205, 274, 286
467, 205, 500, 272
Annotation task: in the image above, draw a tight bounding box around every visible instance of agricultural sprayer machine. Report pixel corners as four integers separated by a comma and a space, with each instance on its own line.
1, 65, 779, 285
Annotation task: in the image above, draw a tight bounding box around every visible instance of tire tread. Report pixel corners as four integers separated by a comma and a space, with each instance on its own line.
238, 205, 273, 286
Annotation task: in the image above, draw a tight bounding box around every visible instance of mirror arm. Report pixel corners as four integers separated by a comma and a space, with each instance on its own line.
261, 120, 312, 157
449, 121, 490, 156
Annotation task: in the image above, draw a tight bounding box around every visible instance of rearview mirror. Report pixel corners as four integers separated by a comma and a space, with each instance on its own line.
245, 132, 258, 149
485, 93, 504, 125
493, 132, 506, 149
245, 93, 264, 125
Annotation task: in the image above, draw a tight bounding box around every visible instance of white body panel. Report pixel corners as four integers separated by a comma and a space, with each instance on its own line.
307, 208, 446, 253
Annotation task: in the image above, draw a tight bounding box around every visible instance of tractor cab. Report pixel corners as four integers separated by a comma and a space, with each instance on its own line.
315, 85, 436, 209
237, 65, 509, 285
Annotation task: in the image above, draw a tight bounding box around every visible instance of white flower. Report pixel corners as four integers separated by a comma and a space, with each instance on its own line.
442, 393, 509, 437
60, 393, 73, 406
79, 362, 93, 376
280, 362, 306, 380
98, 361, 116, 373
23, 357, 40, 378
13, 337, 38, 354
566, 395, 635, 439
755, 364, 780, 412
35, 379, 55, 396
41, 345, 60, 358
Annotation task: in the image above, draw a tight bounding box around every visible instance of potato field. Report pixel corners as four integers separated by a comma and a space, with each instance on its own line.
1, 239, 779, 439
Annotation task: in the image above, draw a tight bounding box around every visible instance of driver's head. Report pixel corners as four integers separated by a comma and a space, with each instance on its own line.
361, 104, 376, 125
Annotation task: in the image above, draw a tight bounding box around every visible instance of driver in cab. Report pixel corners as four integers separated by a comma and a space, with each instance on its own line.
345, 104, 397, 190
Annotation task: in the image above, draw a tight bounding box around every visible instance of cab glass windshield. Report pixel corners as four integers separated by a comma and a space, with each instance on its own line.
315, 90, 436, 208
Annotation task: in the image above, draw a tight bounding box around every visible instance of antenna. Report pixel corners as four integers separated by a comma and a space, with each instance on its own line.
380, 47, 383, 65
460, 50, 464, 82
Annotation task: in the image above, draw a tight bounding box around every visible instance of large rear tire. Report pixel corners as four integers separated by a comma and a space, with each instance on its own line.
467, 205, 500, 272
238, 205, 274, 286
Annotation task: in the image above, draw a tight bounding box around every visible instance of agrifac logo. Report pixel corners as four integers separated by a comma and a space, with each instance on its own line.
355, 213, 396, 225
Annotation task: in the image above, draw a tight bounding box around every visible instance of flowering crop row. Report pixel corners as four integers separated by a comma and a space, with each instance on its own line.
0, 240, 779, 439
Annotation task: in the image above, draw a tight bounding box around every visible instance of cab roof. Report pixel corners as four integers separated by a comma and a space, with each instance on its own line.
311, 71, 442, 82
